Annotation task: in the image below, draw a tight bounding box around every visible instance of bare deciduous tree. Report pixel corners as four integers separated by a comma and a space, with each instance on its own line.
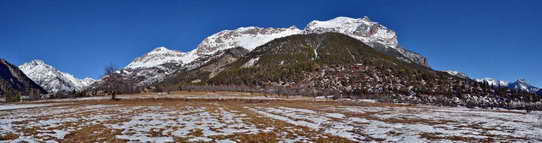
103, 64, 121, 100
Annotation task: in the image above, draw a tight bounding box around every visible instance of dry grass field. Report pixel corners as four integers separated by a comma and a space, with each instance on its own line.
1, 93, 541, 143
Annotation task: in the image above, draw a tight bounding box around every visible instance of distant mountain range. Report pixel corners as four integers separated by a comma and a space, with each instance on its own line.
445, 71, 540, 95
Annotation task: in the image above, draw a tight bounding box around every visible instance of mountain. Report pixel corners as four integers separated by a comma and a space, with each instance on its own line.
81, 78, 97, 87
157, 33, 540, 109
304, 16, 428, 66
113, 16, 427, 88
508, 79, 540, 93
195, 16, 428, 66
124, 47, 191, 69
207, 32, 431, 86
444, 71, 540, 93
444, 70, 469, 79
19, 60, 96, 93
0, 59, 46, 101
117, 47, 195, 86
537, 89, 542, 96
475, 78, 540, 93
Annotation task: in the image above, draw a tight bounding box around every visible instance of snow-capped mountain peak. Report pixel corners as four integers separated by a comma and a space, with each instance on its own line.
475, 78, 540, 93
361, 16, 371, 21
444, 70, 469, 79
304, 16, 427, 66
80, 78, 97, 87
148, 46, 177, 55
124, 46, 188, 69
508, 79, 539, 93
19, 59, 96, 93
305, 16, 397, 47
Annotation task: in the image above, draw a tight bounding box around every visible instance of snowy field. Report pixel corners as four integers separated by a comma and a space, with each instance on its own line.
1, 99, 541, 143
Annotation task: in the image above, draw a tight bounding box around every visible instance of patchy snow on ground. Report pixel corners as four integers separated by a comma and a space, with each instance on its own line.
250, 105, 542, 142
0, 103, 60, 111
0, 104, 120, 142
106, 106, 266, 142
249, 106, 368, 142
1, 101, 541, 142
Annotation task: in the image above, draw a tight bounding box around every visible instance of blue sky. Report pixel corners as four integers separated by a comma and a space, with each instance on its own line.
1, 0, 540, 86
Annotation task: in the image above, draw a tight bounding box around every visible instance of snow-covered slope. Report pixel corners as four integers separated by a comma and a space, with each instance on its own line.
444, 70, 469, 79
508, 79, 540, 93
195, 26, 303, 57
80, 78, 96, 87
304, 16, 427, 66
125, 47, 188, 70
19, 60, 96, 93
117, 47, 190, 85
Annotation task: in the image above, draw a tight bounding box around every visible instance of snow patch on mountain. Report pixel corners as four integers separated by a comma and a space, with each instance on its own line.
242, 57, 260, 68
19, 60, 96, 93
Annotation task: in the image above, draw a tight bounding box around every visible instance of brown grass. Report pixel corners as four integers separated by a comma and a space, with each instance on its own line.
419, 132, 494, 142
0, 133, 18, 140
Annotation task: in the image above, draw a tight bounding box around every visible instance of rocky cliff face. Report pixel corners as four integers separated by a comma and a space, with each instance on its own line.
0, 59, 46, 101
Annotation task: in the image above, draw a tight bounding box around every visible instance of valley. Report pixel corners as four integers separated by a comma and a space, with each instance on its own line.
2, 1, 542, 142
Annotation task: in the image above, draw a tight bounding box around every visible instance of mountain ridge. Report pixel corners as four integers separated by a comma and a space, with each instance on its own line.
444, 71, 540, 94
110, 16, 428, 87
